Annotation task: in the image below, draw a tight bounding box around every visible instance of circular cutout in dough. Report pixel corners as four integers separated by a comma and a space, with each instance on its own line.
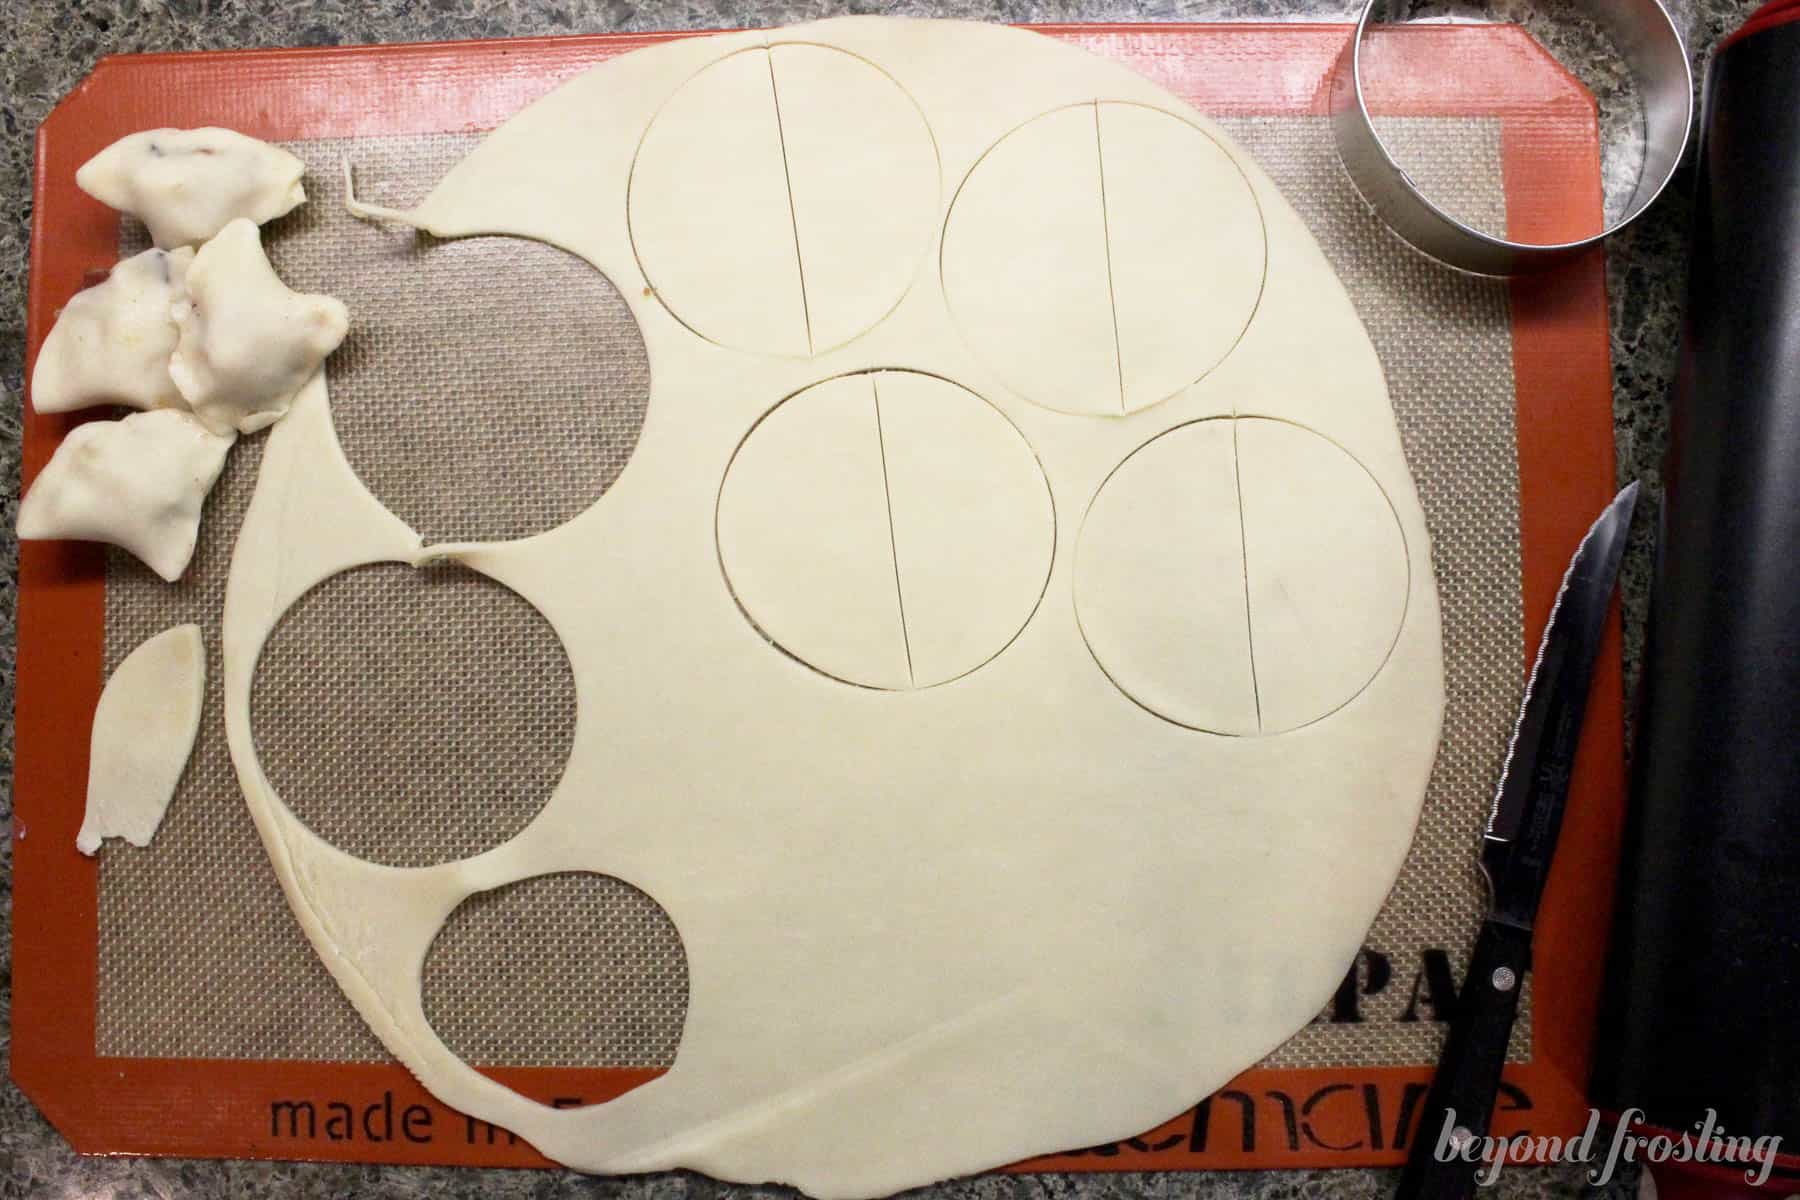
251, 562, 576, 867
312, 227, 650, 544
628, 44, 940, 356
942, 101, 1266, 417
423, 871, 688, 1081
717, 370, 1054, 690
1076, 417, 1408, 734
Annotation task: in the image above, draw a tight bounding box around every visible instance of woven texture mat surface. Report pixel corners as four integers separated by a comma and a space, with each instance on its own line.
99, 115, 1525, 1070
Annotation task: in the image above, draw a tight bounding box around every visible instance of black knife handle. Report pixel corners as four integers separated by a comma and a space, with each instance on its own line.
1395, 919, 1533, 1200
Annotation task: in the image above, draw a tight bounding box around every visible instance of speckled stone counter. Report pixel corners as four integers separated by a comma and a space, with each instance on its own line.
0, 0, 1762, 1196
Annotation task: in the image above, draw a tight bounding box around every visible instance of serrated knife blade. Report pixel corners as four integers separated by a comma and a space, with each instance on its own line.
1396, 481, 1639, 1200
1480, 481, 1639, 928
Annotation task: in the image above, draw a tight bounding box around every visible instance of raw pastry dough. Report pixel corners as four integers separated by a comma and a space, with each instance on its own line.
19, 408, 234, 581
1074, 418, 1261, 733
625, 44, 938, 355
232, 18, 1444, 1199
77, 127, 306, 249
940, 101, 1264, 416
31, 246, 193, 415
1074, 417, 1409, 735
717, 370, 1053, 689
170, 218, 350, 435
77, 624, 205, 855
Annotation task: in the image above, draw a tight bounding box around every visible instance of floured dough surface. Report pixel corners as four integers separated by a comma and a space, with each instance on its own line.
221, 18, 1444, 1200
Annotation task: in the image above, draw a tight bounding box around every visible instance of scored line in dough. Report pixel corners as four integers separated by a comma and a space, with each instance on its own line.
870, 373, 916, 687
939, 100, 1269, 418
716, 368, 1055, 691
763, 43, 816, 356
1228, 416, 1265, 732
1092, 101, 1128, 416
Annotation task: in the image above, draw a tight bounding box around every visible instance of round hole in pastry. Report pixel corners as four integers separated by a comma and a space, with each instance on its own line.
250, 561, 576, 867
422, 871, 688, 1098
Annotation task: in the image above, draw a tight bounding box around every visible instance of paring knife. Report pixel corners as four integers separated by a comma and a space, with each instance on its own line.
1395, 482, 1640, 1200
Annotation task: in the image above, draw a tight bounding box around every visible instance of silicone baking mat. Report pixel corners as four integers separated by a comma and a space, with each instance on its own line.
14, 23, 1622, 1173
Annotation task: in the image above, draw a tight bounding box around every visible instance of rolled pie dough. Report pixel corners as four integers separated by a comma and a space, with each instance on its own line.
225, 18, 1444, 1199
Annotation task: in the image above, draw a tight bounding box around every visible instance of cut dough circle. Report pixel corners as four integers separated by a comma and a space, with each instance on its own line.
628, 43, 939, 356
717, 370, 1053, 689
78, 623, 205, 855
1076, 416, 1409, 735
941, 101, 1266, 417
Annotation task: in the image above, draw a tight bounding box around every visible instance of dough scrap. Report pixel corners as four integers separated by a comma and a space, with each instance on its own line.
18, 408, 235, 581
170, 218, 349, 435
31, 246, 194, 415
77, 127, 306, 249
77, 624, 206, 855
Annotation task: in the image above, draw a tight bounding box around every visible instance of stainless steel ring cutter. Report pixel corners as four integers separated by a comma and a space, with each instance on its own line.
1331, 0, 1694, 274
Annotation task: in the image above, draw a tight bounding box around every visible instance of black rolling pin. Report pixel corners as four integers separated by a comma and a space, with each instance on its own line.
1590, 3, 1800, 1196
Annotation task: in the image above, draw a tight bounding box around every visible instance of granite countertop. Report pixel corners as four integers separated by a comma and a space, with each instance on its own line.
0, 0, 1762, 1195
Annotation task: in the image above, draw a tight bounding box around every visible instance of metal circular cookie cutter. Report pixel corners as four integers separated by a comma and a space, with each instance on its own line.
1331, 0, 1694, 275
